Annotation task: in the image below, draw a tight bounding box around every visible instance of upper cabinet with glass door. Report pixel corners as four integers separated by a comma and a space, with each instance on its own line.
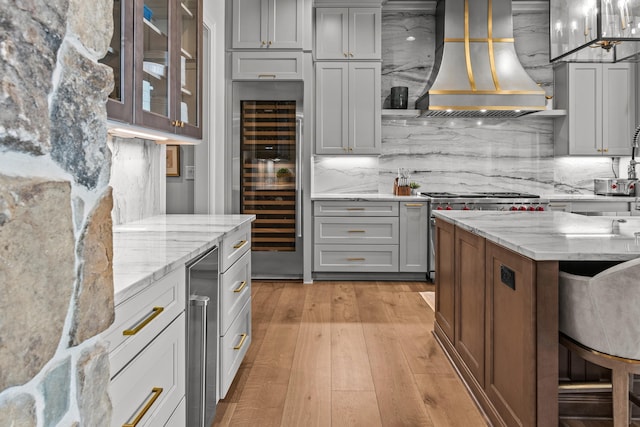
101, 0, 202, 140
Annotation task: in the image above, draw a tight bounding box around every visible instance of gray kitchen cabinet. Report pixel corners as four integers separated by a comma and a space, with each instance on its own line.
315, 62, 381, 154
232, 0, 303, 49
313, 200, 428, 274
554, 62, 636, 156
315, 8, 381, 60
219, 223, 252, 398
314, 201, 398, 272
231, 51, 303, 80
399, 202, 428, 272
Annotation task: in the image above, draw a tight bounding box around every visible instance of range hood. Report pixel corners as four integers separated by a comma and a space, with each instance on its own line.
416, 0, 546, 117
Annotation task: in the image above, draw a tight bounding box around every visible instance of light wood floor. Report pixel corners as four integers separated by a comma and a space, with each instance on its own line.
212, 280, 487, 427
212, 280, 639, 427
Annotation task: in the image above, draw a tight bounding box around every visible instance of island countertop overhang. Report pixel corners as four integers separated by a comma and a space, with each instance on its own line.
433, 210, 640, 262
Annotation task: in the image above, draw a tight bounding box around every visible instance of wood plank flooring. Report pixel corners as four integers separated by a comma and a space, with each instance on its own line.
212, 280, 640, 427
212, 280, 487, 427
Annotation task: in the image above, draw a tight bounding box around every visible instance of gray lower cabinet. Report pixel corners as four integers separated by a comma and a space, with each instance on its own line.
399, 202, 428, 272
313, 200, 427, 274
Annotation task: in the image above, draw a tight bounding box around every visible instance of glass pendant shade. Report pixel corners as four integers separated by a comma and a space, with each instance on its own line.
550, 0, 640, 62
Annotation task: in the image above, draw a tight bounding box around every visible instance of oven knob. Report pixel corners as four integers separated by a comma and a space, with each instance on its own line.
510, 206, 518, 211
612, 183, 618, 189
518, 206, 527, 211
436, 205, 443, 210
527, 206, 535, 211
536, 206, 545, 211
462, 204, 470, 210
445, 204, 453, 210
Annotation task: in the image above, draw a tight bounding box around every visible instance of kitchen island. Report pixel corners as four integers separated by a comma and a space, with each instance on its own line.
432, 210, 640, 427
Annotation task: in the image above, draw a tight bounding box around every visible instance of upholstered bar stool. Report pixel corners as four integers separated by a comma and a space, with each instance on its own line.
559, 257, 640, 427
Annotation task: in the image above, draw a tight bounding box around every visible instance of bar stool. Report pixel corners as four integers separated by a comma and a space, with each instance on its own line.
559, 257, 640, 427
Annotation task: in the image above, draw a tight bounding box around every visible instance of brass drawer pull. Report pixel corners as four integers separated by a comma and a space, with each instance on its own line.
233, 240, 247, 249
122, 307, 164, 336
123, 387, 163, 427
405, 203, 424, 207
348, 230, 365, 233
258, 74, 276, 79
233, 280, 247, 293
347, 257, 365, 261
233, 333, 248, 350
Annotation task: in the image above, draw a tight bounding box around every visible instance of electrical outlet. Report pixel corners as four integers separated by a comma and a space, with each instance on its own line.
185, 165, 195, 180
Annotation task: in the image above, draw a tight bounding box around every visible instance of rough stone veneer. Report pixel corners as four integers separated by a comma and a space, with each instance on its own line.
0, 0, 116, 424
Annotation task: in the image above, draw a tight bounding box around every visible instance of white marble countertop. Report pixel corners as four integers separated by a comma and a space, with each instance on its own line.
112, 214, 255, 304
312, 192, 638, 203
311, 192, 427, 201
433, 210, 640, 261
542, 194, 638, 202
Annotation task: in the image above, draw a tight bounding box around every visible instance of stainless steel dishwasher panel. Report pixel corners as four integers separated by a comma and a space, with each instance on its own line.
186, 246, 219, 427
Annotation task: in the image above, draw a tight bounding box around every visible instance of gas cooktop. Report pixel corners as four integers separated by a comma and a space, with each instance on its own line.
421, 191, 540, 199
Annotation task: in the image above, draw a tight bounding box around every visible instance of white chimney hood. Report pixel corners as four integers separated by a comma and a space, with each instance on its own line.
415, 0, 547, 117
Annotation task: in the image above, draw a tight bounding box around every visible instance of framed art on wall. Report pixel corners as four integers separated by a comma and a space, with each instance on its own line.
166, 145, 180, 177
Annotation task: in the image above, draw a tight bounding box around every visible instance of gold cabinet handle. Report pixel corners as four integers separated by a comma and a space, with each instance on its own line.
347, 257, 365, 261
258, 74, 276, 79
597, 148, 603, 152
233, 333, 248, 350
349, 52, 354, 57
346, 207, 365, 211
268, 40, 272, 45
233, 280, 247, 293
122, 307, 164, 336
344, 52, 348, 57
405, 203, 424, 207
233, 239, 247, 249
604, 148, 609, 152
171, 120, 178, 127
261, 40, 266, 46
122, 387, 163, 427
348, 230, 365, 233
179, 121, 185, 128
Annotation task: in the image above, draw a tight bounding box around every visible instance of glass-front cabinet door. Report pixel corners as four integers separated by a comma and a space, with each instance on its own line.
100, 0, 133, 122
135, 0, 173, 131
102, 0, 202, 139
178, 0, 201, 137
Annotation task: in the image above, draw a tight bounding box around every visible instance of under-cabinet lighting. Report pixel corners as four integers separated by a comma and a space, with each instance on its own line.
406, 36, 416, 41
109, 127, 169, 141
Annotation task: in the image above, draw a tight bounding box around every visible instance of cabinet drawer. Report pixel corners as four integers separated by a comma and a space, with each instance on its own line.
231, 52, 303, 80
104, 267, 185, 377
221, 224, 251, 273
314, 216, 399, 244
220, 299, 252, 399
314, 201, 399, 216
110, 313, 185, 427
314, 244, 399, 272
220, 251, 251, 336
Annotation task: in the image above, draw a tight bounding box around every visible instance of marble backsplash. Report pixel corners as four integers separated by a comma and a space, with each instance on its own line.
109, 137, 165, 225
312, 6, 617, 196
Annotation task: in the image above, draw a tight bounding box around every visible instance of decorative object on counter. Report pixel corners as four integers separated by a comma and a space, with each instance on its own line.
166, 145, 180, 177
550, 0, 640, 62
409, 182, 421, 195
389, 86, 408, 109
394, 168, 411, 195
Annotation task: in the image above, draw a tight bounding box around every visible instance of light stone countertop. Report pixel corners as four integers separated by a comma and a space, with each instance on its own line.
311, 193, 426, 202
433, 210, 640, 262
542, 194, 638, 202
112, 214, 255, 304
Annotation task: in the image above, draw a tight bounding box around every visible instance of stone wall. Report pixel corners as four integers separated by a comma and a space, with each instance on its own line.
0, 0, 115, 425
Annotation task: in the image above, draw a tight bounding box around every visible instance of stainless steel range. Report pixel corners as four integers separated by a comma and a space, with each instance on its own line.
421, 191, 550, 281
